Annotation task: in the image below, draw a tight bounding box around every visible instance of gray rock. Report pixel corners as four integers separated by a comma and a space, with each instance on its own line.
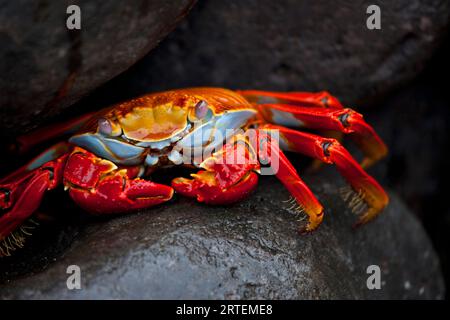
95, 0, 449, 108
0, 0, 196, 137
0, 169, 444, 299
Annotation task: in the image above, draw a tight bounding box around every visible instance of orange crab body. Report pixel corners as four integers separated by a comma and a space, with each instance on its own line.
0, 88, 388, 256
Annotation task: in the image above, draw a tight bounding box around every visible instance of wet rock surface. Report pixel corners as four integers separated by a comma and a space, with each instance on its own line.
0, 0, 196, 137
87, 0, 449, 108
0, 170, 444, 299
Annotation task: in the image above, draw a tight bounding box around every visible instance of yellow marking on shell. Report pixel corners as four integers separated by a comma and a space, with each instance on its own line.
119, 103, 188, 142
108, 120, 123, 136
95, 88, 256, 142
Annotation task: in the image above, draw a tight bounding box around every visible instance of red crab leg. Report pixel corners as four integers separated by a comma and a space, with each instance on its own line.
237, 90, 345, 109
0, 143, 69, 242
10, 111, 97, 154
172, 133, 325, 233
238, 90, 387, 168
257, 104, 387, 168
254, 131, 325, 232
260, 124, 389, 226
64, 147, 174, 214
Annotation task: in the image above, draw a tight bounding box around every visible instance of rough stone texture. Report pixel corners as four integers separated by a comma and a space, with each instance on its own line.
0, 170, 444, 299
360, 40, 450, 296
84, 0, 449, 109
0, 0, 196, 137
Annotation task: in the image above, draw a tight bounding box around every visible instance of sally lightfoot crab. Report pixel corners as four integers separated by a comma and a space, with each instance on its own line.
0, 88, 388, 256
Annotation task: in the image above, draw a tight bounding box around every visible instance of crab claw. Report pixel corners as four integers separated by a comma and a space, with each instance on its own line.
172, 137, 259, 205
172, 170, 259, 205
64, 148, 173, 214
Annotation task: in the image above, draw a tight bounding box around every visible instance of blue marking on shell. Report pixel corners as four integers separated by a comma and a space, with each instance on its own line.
213, 110, 256, 139
176, 121, 215, 149
148, 140, 172, 150
145, 154, 159, 166
176, 110, 256, 150
168, 150, 183, 165
69, 133, 146, 165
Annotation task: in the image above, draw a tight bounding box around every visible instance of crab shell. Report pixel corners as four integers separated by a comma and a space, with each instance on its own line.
69, 88, 258, 167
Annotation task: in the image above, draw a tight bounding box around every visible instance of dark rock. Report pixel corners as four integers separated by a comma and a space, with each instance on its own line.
360, 39, 450, 296
87, 0, 449, 109
0, 0, 196, 137
0, 169, 444, 299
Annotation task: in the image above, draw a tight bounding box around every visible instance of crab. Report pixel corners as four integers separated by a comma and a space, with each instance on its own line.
0, 88, 388, 256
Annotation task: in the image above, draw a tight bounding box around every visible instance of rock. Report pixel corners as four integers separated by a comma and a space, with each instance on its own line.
0, 0, 196, 137
86, 0, 449, 109
0, 169, 444, 299
358, 40, 450, 294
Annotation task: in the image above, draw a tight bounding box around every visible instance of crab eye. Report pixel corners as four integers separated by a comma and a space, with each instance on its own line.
195, 100, 209, 119
98, 118, 112, 135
